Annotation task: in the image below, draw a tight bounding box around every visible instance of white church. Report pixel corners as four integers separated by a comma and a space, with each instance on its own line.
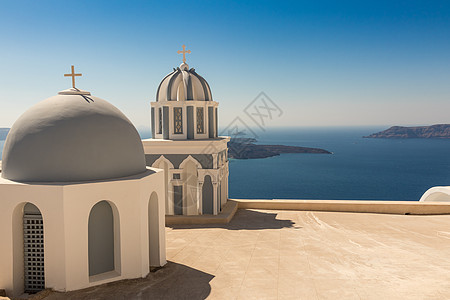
143, 45, 230, 216
0, 67, 167, 296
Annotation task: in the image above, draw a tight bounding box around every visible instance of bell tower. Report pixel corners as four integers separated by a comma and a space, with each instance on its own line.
143, 46, 229, 216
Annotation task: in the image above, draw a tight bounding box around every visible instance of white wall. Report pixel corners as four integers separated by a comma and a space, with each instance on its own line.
0, 167, 166, 296
420, 186, 450, 202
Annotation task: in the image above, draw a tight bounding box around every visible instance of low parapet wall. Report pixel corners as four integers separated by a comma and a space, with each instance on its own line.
232, 199, 450, 215
165, 199, 450, 225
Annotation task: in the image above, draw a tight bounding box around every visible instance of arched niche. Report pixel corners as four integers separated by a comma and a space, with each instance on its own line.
88, 201, 121, 277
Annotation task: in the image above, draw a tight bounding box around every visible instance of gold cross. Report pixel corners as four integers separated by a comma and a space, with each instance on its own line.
64, 65, 82, 88
177, 45, 191, 63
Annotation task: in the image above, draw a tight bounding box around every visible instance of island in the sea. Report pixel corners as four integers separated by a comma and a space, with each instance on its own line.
228, 138, 331, 159
364, 124, 450, 139
0, 128, 9, 140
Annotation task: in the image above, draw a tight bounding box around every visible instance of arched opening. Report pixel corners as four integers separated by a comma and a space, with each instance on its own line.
23, 203, 45, 294
202, 175, 213, 214
88, 201, 119, 277
182, 160, 198, 215
221, 175, 228, 206
154, 159, 170, 213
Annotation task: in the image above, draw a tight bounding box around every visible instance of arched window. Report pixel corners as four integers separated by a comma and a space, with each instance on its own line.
88, 201, 116, 276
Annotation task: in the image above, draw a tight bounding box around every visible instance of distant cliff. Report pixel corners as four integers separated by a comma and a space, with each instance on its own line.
228, 139, 331, 159
364, 124, 450, 139
0, 128, 9, 140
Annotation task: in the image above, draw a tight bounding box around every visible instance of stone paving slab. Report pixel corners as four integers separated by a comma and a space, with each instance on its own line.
44, 209, 450, 299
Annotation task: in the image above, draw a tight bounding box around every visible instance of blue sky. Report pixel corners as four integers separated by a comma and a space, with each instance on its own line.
1, 0, 449, 130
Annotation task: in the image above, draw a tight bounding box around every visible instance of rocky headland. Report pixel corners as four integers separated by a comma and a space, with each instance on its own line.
228, 138, 331, 159
364, 124, 450, 139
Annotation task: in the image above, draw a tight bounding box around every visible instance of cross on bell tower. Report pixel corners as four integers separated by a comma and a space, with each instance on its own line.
177, 45, 191, 64
64, 65, 82, 88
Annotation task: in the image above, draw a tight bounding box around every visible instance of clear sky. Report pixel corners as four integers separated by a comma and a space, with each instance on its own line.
1, 0, 449, 130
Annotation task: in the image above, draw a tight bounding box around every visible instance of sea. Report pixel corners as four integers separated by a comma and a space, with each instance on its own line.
1, 126, 449, 201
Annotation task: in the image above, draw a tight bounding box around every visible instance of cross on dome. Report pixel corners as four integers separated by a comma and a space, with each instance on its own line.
64, 65, 82, 88
177, 45, 191, 64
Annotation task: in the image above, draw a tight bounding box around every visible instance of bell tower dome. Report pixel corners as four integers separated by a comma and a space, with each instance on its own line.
151, 46, 218, 140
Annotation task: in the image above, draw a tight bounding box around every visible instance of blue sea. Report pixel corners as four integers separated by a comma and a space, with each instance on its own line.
1, 127, 449, 201
228, 127, 450, 201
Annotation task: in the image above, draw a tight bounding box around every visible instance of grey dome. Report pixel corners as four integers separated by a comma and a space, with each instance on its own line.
156, 63, 213, 101
2, 88, 147, 182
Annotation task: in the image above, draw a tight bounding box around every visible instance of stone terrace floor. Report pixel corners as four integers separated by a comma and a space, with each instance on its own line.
46, 209, 450, 300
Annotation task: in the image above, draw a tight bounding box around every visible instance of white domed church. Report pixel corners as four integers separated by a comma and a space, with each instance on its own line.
143, 46, 230, 216
0, 69, 166, 296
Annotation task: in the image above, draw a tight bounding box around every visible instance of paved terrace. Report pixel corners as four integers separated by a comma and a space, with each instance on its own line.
42, 208, 450, 300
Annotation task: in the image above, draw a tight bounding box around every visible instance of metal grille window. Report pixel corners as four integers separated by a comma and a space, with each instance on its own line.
24, 214, 45, 293
173, 173, 181, 179
158, 107, 162, 134
196, 107, 204, 134
174, 107, 183, 134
